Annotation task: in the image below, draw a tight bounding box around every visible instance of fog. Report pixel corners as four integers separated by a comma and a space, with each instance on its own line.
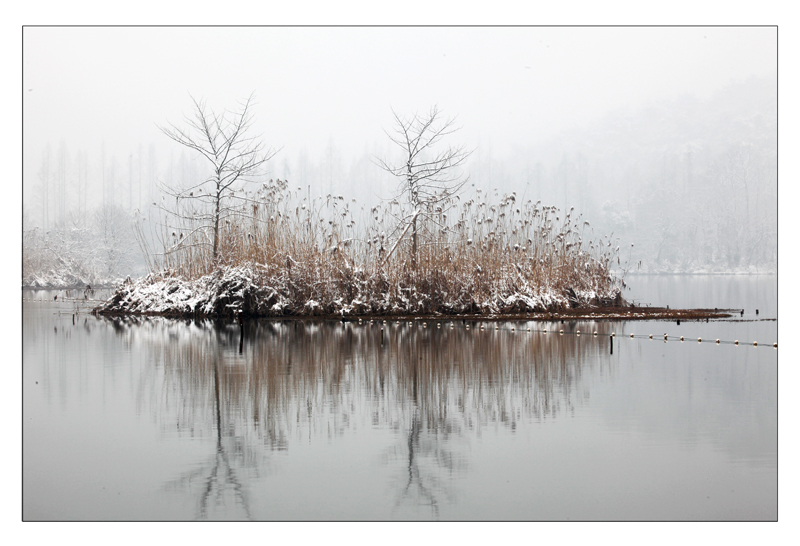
22, 26, 777, 279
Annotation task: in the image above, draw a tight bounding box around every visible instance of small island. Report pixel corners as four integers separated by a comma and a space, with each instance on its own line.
90, 98, 726, 321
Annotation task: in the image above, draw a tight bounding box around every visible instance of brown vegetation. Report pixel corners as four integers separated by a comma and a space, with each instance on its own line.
108, 178, 628, 318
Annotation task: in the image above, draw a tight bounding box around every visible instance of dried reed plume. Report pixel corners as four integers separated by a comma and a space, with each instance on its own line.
108, 182, 625, 317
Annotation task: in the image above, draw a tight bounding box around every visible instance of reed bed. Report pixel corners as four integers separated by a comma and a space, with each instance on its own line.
103, 181, 624, 317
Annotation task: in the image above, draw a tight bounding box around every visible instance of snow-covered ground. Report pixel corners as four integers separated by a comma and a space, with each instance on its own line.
22, 269, 125, 290
95, 264, 624, 318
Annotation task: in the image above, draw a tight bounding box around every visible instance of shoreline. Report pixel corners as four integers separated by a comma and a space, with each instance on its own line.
93, 306, 737, 322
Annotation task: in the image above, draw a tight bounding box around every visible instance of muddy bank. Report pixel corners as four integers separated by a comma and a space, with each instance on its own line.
94, 305, 733, 322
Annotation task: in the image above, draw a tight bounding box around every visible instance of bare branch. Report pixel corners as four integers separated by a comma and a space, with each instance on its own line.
158, 93, 278, 265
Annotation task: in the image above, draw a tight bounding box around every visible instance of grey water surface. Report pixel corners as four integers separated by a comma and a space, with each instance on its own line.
22, 275, 777, 520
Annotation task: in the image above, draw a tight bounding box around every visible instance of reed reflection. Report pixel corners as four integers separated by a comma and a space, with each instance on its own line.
106, 317, 607, 518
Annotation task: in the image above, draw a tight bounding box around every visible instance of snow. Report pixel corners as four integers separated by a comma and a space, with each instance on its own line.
95, 262, 624, 318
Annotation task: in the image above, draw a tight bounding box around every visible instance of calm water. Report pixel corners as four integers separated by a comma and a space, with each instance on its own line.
22, 276, 777, 521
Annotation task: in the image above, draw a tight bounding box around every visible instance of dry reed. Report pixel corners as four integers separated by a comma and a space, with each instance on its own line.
114, 181, 625, 317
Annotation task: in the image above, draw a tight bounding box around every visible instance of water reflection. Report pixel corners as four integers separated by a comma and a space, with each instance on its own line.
24, 278, 776, 520
163, 351, 253, 519
102, 317, 606, 517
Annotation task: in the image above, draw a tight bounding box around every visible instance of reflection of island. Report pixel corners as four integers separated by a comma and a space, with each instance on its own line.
108, 317, 606, 519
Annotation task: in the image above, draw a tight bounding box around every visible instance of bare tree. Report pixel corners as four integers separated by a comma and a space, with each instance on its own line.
376, 106, 471, 267
158, 93, 277, 264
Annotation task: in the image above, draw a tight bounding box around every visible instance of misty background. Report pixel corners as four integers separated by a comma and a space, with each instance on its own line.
22, 26, 777, 283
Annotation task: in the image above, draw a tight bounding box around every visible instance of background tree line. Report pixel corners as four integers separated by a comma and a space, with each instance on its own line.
23, 74, 776, 286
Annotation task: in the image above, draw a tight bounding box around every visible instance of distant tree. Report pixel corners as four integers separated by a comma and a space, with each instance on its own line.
158, 93, 277, 264
37, 145, 52, 230
93, 204, 136, 277
376, 105, 471, 267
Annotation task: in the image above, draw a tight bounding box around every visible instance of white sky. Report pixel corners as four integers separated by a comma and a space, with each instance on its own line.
22, 26, 776, 176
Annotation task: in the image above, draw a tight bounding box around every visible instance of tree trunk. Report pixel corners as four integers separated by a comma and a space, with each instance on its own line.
411, 215, 417, 269
213, 191, 221, 264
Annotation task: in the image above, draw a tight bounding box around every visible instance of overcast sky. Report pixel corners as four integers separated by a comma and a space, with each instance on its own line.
23, 26, 776, 178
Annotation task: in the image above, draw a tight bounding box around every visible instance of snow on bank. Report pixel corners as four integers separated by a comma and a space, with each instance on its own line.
95, 264, 623, 318
22, 270, 124, 290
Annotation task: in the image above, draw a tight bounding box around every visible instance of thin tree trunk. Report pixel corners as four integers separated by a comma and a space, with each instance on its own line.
213, 194, 221, 264
411, 216, 417, 269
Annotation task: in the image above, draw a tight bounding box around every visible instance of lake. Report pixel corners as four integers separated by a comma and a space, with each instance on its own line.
22, 275, 777, 520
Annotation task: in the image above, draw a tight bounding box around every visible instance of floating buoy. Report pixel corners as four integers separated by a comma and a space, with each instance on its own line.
680, 336, 684, 341
423, 322, 427, 328
527, 327, 530, 332
611, 333, 615, 337
649, 334, 653, 339
773, 343, 777, 348
576, 330, 581, 336
511, 326, 515, 331
716, 339, 720, 344
735, 340, 739, 345
450, 323, 454, 329
480, 324, 485, 330
593, 331, 597, 336
753, 341, 758, 346
698, 338, 702, 342
630, 333, 634, 338
495, 325, 499, 330
559, 329, 563, 335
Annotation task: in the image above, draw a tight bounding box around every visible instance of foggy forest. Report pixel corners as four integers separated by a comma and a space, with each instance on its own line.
23, 73, 776, 289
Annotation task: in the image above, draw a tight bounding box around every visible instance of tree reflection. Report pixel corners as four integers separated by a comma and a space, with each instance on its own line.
105, 317, 607, 519
158, 327, 254, 520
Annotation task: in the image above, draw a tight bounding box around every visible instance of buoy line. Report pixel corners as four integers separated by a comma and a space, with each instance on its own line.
352, 318, 777, 349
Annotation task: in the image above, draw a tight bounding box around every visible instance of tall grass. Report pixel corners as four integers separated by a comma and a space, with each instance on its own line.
136, 180, 625, 316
